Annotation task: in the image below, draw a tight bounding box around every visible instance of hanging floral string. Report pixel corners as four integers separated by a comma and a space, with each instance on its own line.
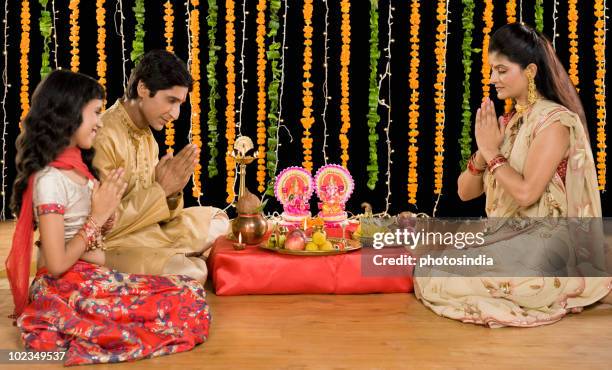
339, 0, 351, 169
568, 0, 579, 89
206, 0, 220, 177
68, 0, 79, 72
96, 0, 107, 90
366, 0, 380, 190
504, 0, 516, 113
188, 0, 202, 198
264, 0, 286, 196
459, 0, 476, 170
38, 0, 52, 79
164, 0, 175, 154
225, 0, 237, 203
407, 0, 420, 205
534, 0, 544, 33
255, 0, 267, 192
19, 0, 31, 123
594, 0, 607, 190
300, 0, 314, 173
481, 0, 493, 99
433, 0, 449, 198
130, 0, 145, 63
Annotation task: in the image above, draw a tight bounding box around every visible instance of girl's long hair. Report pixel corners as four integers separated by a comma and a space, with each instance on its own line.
489, 23, 589, 139
11, 70, 105, 216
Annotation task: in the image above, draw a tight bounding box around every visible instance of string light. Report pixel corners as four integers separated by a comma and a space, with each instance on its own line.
432, 0, 450, 216
164, 0, 175, 154
519, 0, 523, 23
568, 0, 579, 89
321, 0, 330, 165
19, 0, 30, 125
378, 1, 394, 215
68, 0, 80, 72
255, 0, 267, 193
552, 1, 559, 49
300, 0, 315, 173
225, 0, 237, 203
114, 0, 128, 89
51, 0, 58, 68
338, 0, 351, 169
236, 0, 249, 135
1, 0, 9, 220
594, 0, 607, 190
407, 0, 420, 206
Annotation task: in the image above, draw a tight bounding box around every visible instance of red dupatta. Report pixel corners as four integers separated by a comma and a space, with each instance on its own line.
5, 146, 95, 319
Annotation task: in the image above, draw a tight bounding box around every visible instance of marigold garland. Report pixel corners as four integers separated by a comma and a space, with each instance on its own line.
534, 0, 544, 33
366, 0, 380, 190
300, 0, 315, 173
96, 0, 107, 89
568, 0, 579, 89
481, 0, 493, 98
459, 0, 476, 170
255, 0, 268, 192
407, 0, 420, 205
594, 0, 607, 190
164, 0, 175, 154
68, 0, 79, 72
339, 0, 351, 169
189, 0, 202, 198
19, 0, 31, 123
265, 0, 283, 196
130, 0, 145, 63
38, 0, 52, 79
433, 0, 448, 195
225, 0, 237, 203
206, 0, 220, 177
504, 0, 517, 113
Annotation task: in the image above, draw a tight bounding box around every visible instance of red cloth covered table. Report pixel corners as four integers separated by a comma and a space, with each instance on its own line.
207, 235, 414, 296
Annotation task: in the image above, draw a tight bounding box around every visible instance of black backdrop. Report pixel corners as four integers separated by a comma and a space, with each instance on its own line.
1, 0, 610, 218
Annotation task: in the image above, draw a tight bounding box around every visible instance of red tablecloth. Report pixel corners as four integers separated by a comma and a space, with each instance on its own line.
207, 235, 414, 296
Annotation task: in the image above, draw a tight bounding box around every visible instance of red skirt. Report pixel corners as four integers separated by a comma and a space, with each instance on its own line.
17, 261, 211, 366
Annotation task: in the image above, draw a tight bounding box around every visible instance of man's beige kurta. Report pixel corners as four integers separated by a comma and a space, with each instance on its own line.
94, 100, 216, 275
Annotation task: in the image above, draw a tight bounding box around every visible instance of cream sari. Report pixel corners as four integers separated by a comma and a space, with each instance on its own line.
414, 100, 612, 327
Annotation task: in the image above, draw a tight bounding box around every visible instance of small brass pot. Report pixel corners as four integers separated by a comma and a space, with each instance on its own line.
232, 213, 268, 245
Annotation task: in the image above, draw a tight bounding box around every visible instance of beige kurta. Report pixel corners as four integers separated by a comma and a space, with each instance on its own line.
415, 100, 612, 327
94, 100, 227, 279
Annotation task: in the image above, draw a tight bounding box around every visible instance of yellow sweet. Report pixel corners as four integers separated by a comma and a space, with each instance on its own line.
305, 242, 318, 251
312, 231, 327, 245
320, 241, 334, 251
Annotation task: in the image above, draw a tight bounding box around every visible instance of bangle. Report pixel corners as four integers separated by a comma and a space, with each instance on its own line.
487, 154, 508, 174
467, 153, 485, 175
79, 215, 106, 252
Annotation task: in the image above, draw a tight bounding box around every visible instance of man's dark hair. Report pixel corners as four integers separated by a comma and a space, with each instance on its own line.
125, 50, 193, 99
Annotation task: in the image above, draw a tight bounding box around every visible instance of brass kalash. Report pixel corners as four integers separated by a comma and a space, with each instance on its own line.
230, 136, 268, 248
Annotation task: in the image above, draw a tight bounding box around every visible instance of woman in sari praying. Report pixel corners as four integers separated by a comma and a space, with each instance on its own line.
415, 23, 611, 327
6, 70, 211, 365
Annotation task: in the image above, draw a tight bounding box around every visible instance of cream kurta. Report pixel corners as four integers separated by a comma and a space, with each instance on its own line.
415, 100, 612, 327
94, 100, 226, 278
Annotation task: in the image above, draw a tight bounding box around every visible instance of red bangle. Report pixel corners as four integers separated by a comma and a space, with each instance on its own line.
467, 153, 485, 175
487, 154, 508, 173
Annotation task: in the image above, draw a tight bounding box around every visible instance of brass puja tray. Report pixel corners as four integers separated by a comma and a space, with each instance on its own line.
259, 237, 361, 256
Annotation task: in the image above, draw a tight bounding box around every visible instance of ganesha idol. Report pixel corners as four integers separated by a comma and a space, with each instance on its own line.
274, 167, 314, 225
314, 164, 354, 225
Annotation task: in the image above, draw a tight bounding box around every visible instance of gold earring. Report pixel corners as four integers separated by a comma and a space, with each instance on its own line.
527, 73, 537, 105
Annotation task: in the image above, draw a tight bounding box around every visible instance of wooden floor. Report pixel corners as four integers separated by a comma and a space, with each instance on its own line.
0, 221, 611, 369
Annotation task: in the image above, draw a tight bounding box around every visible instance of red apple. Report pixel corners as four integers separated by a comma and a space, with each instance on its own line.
284, 229, 306, 251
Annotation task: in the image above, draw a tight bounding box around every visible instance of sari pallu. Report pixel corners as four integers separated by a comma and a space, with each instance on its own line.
18, 260, 211, 366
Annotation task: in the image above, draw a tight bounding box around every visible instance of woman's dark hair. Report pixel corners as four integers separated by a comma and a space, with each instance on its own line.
125, 50, 193, 99
489, 23, 589, 137
11, 70, 105, 216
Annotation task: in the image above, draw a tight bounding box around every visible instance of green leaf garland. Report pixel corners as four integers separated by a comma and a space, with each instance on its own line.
130, 0, 145, 63
206, 0, 220, 177
39, 0, 52, 78
366, 0, 380, 191
459, 0, 475, 170
535, 0, 544, 33
265, 0, 282, 196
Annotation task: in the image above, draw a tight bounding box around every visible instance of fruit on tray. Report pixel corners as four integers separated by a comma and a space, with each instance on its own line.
284, 229, 307, 251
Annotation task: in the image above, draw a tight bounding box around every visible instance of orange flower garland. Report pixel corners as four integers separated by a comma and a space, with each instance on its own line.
300, 0, 315, 173
407, 0, 420, 205
568, 0, 579, 89
96, 0, 107, 89
594, 0, 607, 189
504, 0, 516, 113
68, 0, 80, 72
225, 0, 237, 203
481, 0, 493, 98
255, 0, 267, 193
189, 0, 202, 198
339, 0, 351, 168
19, 0, 31, 123
433, 0, 448, 195
164, 0, 175, 154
